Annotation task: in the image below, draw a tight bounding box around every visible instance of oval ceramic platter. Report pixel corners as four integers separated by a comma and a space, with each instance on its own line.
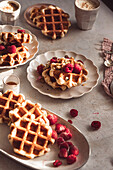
0, 109, 90, 170
0, 25, 39, 69
27, 50, 99, 99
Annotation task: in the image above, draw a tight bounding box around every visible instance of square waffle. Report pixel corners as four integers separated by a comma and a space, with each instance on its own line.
32, 5, 71, 39
9, 100, 49, 125
8, 117, 55, 158
0, 90, 25, 124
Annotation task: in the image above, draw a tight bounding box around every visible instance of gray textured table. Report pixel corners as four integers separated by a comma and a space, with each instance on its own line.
0, 0, 113, 170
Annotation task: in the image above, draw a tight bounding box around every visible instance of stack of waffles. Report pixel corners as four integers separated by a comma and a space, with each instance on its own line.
30, 5, 71, 39
0, 31, 32, 66
0, 90, 55, 158
38, 56, 88, 90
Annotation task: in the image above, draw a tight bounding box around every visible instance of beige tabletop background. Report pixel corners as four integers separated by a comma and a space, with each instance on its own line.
0, 0, 113, 169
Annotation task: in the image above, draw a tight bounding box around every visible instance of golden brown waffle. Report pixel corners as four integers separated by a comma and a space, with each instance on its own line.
0, 45, 30, 66
9, 100, 49, 125
30, 6, 46, 20
8, 117, 55, 158
0, 32, 32, 44
0, 90, 25, 124
33, 5, 71, 39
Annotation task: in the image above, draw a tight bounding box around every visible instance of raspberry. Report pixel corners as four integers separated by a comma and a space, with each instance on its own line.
57, 137, 65, 146
58, 148, 68, 158
52, 130, 58, 140
59, 141, 69, 150
91, 121, 101, 130
0, 45, 5, 51
7, 45, 16, 53
17, 29, 25, 33
63, 64, 73, 73
69, 145, 79, 156
67, 154, 76, 164
67, 141, 73, 147
65, 128, 70, 133
77, 60, 84, 64
47, 114, 58, 125
37, 64, 44, 75
53, 160, 62, 167
68, 120, 73, 124
70, 109, 78, 117
73, 63, 82, 74
50, 57, 57, 63
60, 131, 72, 141
55, 124, 66, 134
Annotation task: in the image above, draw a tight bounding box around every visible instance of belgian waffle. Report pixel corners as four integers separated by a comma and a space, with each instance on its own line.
33, 5, 71, 39
0, 90, 25, 124
8, 117, 55, 158
0, 45, 30, 66
0, 32, 32, 44
9, 100, 49, 125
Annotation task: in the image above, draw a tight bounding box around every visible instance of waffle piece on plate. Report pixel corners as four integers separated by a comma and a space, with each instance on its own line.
0, 90, 25, 124
9, 100, 49, 125
33, 5, 71, 39
8, 117, 55, 158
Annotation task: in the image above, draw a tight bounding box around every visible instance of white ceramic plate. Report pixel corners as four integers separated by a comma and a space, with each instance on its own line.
27, 50, 99, 99
0, 25, 39, 69
0, 109, 90, 170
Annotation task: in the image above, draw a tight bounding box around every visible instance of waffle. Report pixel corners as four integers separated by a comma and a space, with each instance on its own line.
33, 5, 71, 39
30, 6, 46, 21
0, 32, 32, 44
0, 45, 30, 66
9, 100, 49, 125
0, 90, 25, 124
8, 117, 55, 158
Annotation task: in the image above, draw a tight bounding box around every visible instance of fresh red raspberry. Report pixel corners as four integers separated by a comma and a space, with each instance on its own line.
68, 120, 73, 124
67, 154, 76, 164
53, 160, 62, 167
52, 130, 58, 140
91, 121, 101, 130
59, 141, 69, 150
70, 109, 78, 117
55, 124, 66, 134
0, 45, 5, 51
57, 137, 65, 146
69, 145, 79, 156
73, 63, 82, 74
63, 64, 73, 73
77, 60, 84, 64
47, 114, 58, 125
58, 148, 68, 158
17, 29, 25, 33
37, 64, 44, 75
67, 141, 73, 147
50, 57, 57, 63
60, 131, 72, 141
7, 45, 16, 53
65, 128, 71, 133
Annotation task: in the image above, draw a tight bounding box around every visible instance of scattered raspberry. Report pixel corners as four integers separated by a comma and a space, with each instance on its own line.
70, 109, 78, 117
91, 121, 101, 130
59, 141, 69, 150
17, 29, 25, 33
37, 64, 44, 75
67, 154, 76, 164
65, 128, 70, 133
0, 45, 5, 51
77, 60, 84, 64
52, 130, 58, 140
60, 131, 72, 141
73, 63, 82, 74
58, 148, 68, 158
47, 114, 58, 125
65, 55, 70, 59
57, 137, 65, 146
7, 45, 16, 53
55, 124, 66, 134
67, 141, 73, 147
69, 145, 79, 156
68, 120, 73, 124
53, 160, 62, 167
63, 64, 73, 73
50, 57, 57, 63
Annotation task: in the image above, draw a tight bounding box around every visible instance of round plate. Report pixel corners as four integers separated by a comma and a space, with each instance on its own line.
27, 50, 99, 99
24, 3, 55, 28
0, 25, 39, 69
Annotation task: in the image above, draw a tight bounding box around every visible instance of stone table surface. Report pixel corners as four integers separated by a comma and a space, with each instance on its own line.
0, 0, 113, 170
